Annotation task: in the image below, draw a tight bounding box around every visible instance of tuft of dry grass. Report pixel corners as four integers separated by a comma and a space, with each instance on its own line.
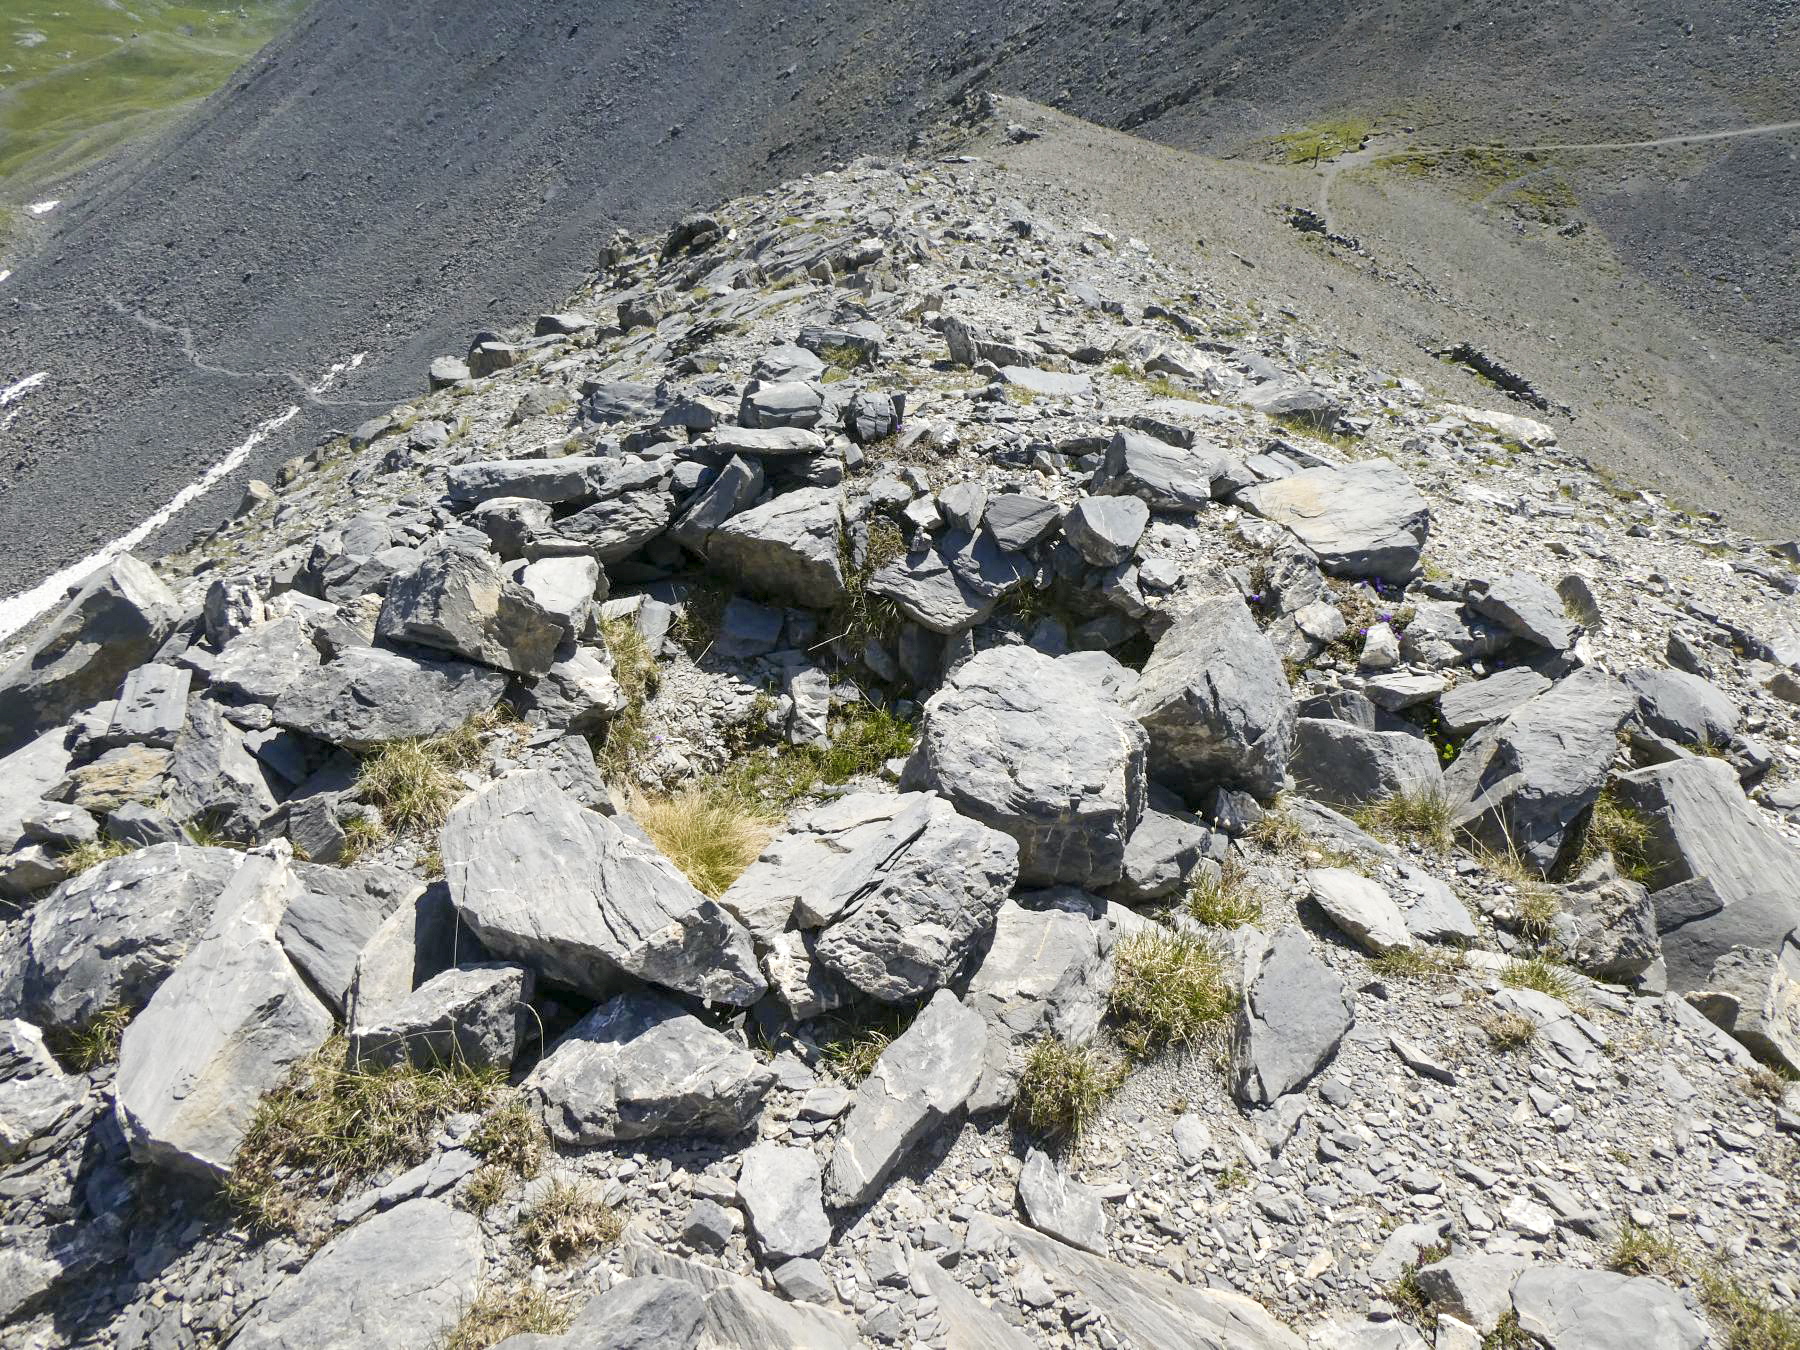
1108, 930, 1236, 1059
356, 712, 508, 837
1500, 955, 1579, 1002
1185, 858, 1265, 928
1606, 1225, 1800, 1350
818, 1005, 915, 1084
1013, 1038, 1126, 1143
1353, 787, 1453, 849
47, 1003, 135, 1072
518, 1178, 623, 1264
59, 838, 135, 876
227, 1038, 506, 1233
1575, 785, 1657, 884
1371, 946, 1459, 981
1482, 1011, 1538, 1051
596, 617, 658, 778
629, 787, 778, 898
440, 1284, 576, 1350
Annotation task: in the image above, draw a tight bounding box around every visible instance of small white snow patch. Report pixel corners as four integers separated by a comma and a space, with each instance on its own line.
0, 270, 12, 286
0, 371, 48, 407
26, 200, 61, 216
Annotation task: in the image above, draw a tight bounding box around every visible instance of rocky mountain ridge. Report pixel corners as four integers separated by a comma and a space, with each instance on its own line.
1, 102, 1798, 1350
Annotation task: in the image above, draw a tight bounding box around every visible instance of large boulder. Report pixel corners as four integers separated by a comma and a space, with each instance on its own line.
19, 844, 247, 1032
1624, 667, 1739, 747
1614, 757, 1800, 991
991, 1216, 1305, 1349
1443, 669, 1635, 875
446, 458, 606, 505
1438, 668, 1553, 737
164, 698, 281, 841
867, 528, 1030, 634
0, 726, 76, 853
826, 991, 985, 1208
115, 852, 333, 1179
276, 863, 423, 1017
1237, 459, 1429, 582
555, 459, 679, 563
1465, 573, 1575, 650
1509, 1266, 1706, 1350
227, 1198, 482, 1350
1128, 594, 1296, 800
376, 544, 564, 676
442, 772, 764, 1005
0, 556, 181, 757
1063, 497, 1148, 567
911, 646, 1148, 887
708, 487, 845, 609
525, 992, 773, 1145
1095, 429, 1227, 513
1231, 928, 1353, 1106
1291, 718, 1443, 808
272, 646, 506, 750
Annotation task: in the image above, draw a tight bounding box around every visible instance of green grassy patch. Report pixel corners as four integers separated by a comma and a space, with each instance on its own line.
0, 1, 306, 192
1013, 1037, 1125, 1144
1272, 116, 1372, 164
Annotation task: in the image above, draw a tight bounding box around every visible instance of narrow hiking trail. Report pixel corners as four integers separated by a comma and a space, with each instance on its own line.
1316, 118, 1800, 233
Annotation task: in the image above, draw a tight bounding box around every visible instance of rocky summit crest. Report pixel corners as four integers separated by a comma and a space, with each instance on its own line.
1, 102, 1797, 1350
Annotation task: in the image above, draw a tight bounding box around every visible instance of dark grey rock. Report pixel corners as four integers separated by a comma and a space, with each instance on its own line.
1438, 667, 1554, 737
102, 663, 191, 748
0, 557, 181, 757
0, 1019, 81, 1163
1095, 429, 1227, 512
352, 963, 534, 1071
709, 487, 846, 609
1063, 496, 1149, 567
984, 493, 1061, 552
277, 862, 420, 1015
1625, 667, 1739, 747
1291, 717, 1443, 808
1466, 573, 1575, 650
377, 543, 565, 676
867, 528, 1031, 634
737, 1142, 830, 1262
272, 646, 506, 751
446, 458, 606, 506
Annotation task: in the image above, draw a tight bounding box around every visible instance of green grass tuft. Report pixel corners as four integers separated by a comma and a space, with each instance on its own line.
1574, 785, 1657, 883
1013, 1038, 1126, 1143
46, 1003, 135, 1072
1108, 930, 1236, 1059
1185, 858, 1265, 928
596, 617, 660, 778
227, 1038, 506, 1233
1499, 955, 1578, 1001
1352, 788, 1453, 849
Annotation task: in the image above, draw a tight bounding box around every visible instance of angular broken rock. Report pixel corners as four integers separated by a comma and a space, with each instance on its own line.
1308, 868, 1413, 953
826, 990, 984, 1208
1095, 429, 1226, 513
376, 543, 564, 676
21, 843, 247, 1032
446, 457, 605, 506
1231, 927, 1354, 1106
736, 1142, 831, 1263
1509, 1266, 1706, 1350
273, 645, 507, 751
164, 697, 280, 842
115, 851, 333, 1179
912, 644, 1147, 887
1686, 936, 1800, 1073
525, 992, 773, 1145
352, 963, 535, 1071
0, 556, 182, 758
277, 861, 421, 1016
1063, 496, 1149, 567
1291, 717, 1443, 809
1615, 758, 1800, 986
102, 662, 191, 748
556, 459, 679, 563
1624, 667, 1739, 748
228, 1198, 482, 1350
443, 772, 764, 1005
808, 796, 1020, 1003
1129, 594, 1296, 800
1437, 667, 1553, 738
1017, 1148, 1107, 1254
965, 893, 1110, 1112
1465, 573, 1575, 650
1107, 789, 1214, 904
1557, 868, 1660, 983
1443, 668, 1634, 876
708, 486, 845, 609
1238, 458, 1429, 582
867, 528, 1030, 634
0, 1020, 82, 1164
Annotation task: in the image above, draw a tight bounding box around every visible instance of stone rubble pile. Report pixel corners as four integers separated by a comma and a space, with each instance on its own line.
1, 102, 1797, 1350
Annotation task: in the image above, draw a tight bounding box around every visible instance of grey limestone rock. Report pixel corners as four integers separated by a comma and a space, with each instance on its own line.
708, 487, 846, 608
525, 992, 773, 1145
442, 771, 764, 1005
1466, 573, 1575, 650
736, 1142, 830, 1262
377, 543, 565, 676
1095, 428, 1227, 512
913, 644, 1147, 887
867, 528, 1031, 634
1291, 717, 1443, 809
1063, 496, 1149, 567
352, 963, 535, 1071
1231, 927, 1354, 1106
273, 645, 506, 751
0, 1020, 82, 1163
1237, 458, 1429, 582
1017, 1148, 1107, 1254
1307, 867, 1413, 953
